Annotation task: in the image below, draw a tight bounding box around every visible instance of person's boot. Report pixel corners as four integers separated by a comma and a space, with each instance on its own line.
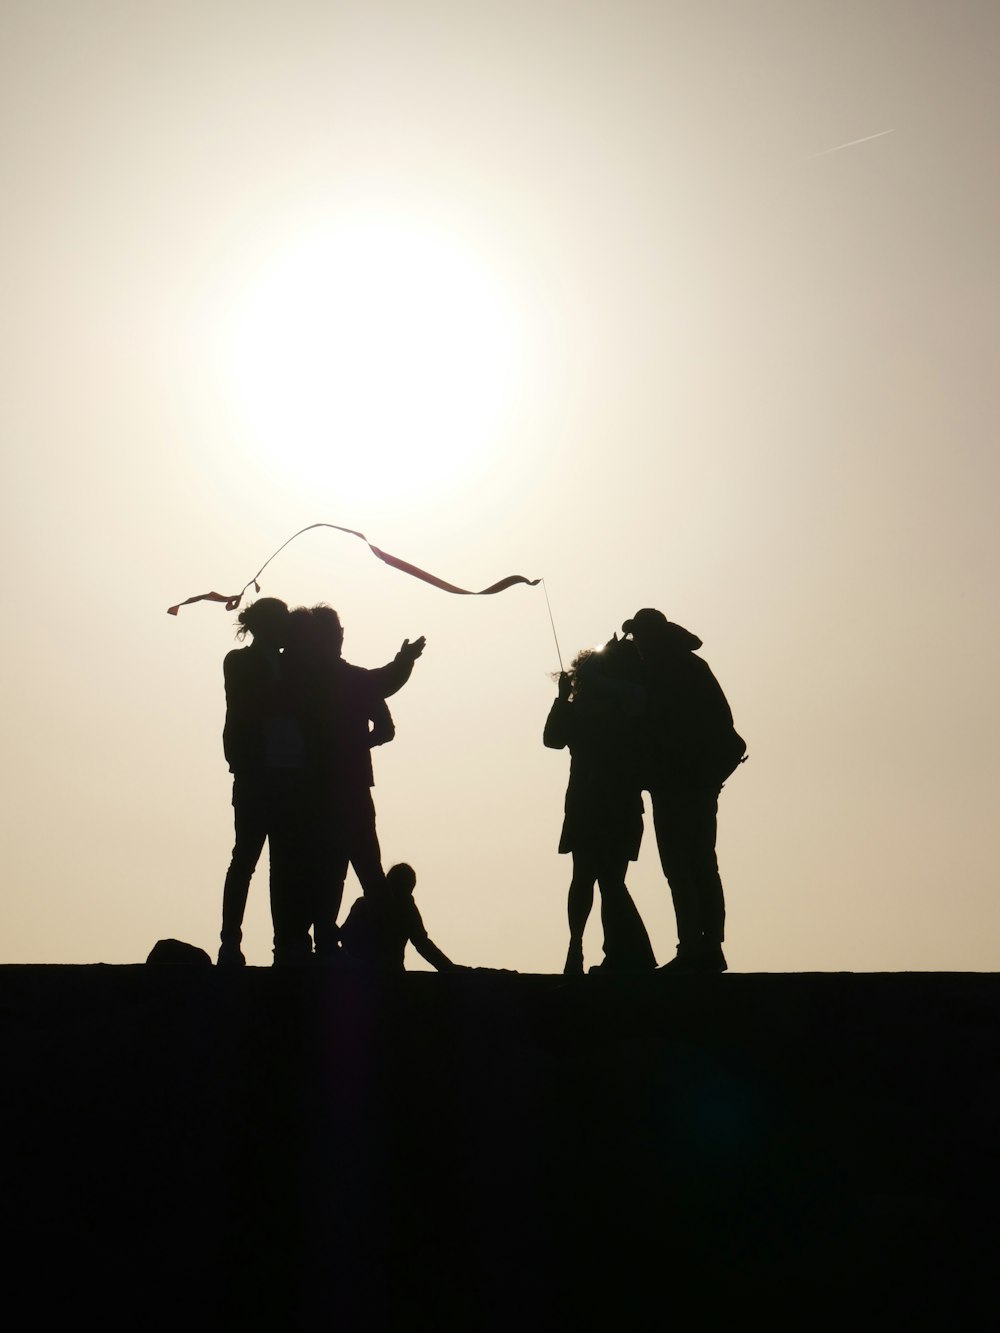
217, 939, 246, 967
660, 940, 727, 974
698, 941, 728, 973
272, 937, 313, 967
563, 939, 584, 976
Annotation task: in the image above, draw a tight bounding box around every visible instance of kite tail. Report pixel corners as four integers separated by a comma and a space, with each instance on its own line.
167, 523, 540, 615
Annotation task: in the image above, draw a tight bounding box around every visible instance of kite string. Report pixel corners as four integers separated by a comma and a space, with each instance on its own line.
542, 578, 564, 675
237, 522, 348, 603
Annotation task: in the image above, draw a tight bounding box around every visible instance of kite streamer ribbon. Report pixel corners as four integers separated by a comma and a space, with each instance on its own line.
167, 522, 541, 615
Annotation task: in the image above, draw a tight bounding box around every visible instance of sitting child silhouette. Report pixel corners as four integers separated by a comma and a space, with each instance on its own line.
339, 863, 457, 972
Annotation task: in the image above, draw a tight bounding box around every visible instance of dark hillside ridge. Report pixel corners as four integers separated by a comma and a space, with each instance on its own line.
3, 968, 997, 1328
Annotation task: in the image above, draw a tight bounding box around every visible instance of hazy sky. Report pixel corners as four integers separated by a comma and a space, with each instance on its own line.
3, 0, 998, 970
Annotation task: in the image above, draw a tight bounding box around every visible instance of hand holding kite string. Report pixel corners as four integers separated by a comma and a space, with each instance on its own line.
167, 522, 542, 615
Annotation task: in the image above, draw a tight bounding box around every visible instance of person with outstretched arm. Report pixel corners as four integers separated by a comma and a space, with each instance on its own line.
305, 606, 426, 957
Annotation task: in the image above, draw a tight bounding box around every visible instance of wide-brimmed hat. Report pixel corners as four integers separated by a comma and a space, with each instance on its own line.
621, 607, 669, 637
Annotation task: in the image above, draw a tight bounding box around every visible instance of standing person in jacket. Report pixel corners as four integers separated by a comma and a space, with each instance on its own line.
544, 637, 657, 976
307, 605, 426, 959
621, 608, 745, 973
218, 597, 312, 966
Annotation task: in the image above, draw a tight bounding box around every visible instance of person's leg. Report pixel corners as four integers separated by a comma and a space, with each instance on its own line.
303, 778, 347, 960
597, 856, 656, 970
652, 784, 726, 969
314, 846, 350, 959
220, 775, 268, 958
688, 789, 725, 957
650, 786, 701, 952
564, 853, 596, 974
346, 788, 388, 906
268, 771, 315, 965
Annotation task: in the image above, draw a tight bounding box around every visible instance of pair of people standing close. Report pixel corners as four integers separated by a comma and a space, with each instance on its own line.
546, 608, 745, 975
217, 597, 439, 966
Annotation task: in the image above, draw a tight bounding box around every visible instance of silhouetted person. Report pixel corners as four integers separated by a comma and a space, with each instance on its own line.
339, 863, 457, 971
218, 597, 313, 966
544, 639, 657, 975
622, 608, 745, 973
307, 606, 426, 958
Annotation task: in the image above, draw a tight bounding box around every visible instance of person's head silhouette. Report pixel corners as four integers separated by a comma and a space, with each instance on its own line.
621, 607, 670, 652
235, 598, 289, 648
311, 605, 345, 661
386, 862, 417, 898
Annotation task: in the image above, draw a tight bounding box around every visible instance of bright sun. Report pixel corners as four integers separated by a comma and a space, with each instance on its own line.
223, 218, 518, 506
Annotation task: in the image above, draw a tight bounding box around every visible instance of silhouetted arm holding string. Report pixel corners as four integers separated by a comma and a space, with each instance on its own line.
543, 672, 575, 750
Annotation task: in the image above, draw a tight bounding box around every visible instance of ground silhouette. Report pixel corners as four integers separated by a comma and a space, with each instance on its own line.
3, 967, 997, 1328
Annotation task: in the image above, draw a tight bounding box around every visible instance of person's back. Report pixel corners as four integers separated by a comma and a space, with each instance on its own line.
223, 642, 286, 774
636, 621, 741, 791
339, 893, 408, 969
321, 659, 387, 792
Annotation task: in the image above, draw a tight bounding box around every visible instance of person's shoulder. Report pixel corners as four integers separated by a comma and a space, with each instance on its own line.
344, 894, 368, 921
341, 896, 369, 938
341, 660, 381, 694
689, 652, 724, 685
223, 646, 250, 673
679, 653, 722, 696
403, 898, 427, 934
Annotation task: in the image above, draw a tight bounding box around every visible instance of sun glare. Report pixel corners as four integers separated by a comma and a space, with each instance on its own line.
222, 219, 518, 506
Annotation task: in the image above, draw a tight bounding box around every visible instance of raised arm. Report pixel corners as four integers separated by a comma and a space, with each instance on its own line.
370, 636, 427, 698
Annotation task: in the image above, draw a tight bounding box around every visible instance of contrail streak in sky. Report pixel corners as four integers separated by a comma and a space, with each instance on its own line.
805, 128, 896, 160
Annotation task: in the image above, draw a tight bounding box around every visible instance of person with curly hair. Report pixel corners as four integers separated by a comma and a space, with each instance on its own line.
544, 637, 656, 975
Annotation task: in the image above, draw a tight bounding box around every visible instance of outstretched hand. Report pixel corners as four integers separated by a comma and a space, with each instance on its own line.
398, 636, 426, 663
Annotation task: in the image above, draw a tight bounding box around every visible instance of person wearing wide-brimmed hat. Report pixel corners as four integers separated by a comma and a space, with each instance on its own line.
621, 609, 745, 973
